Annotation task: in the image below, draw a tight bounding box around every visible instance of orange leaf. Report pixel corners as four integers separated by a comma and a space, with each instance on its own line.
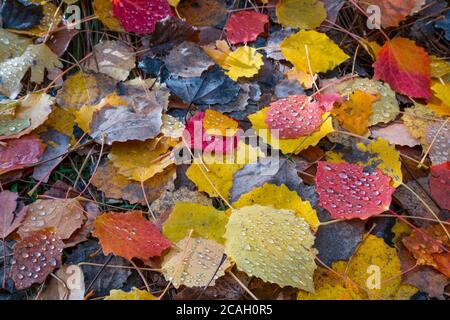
92, 211, 172, 260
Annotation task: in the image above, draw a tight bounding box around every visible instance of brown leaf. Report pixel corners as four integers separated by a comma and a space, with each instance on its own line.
0, 134, 45, 175
0, 191, 26, 239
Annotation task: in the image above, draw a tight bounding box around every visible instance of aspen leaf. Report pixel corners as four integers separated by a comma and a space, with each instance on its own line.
93, 0, 124, 32
0, 29, 31, 61
202, 40, 232, 67
203, 109, 239, 137
276, 0, 326, 29
224, 205, 317, 291
232, 183, 320, 231
226, 11, 268, 45
105, 288, 157, 300
0, 190, 26, 239
161, 237, 230, 288
92, 211, 172, 260
402, 103, 439, 145
224, 46, 264, 81
371, 123, 419, 147
280, 30, 349, 74
0, 134, 45, 175
163, 202, 228, 244
429, 162, 450, 210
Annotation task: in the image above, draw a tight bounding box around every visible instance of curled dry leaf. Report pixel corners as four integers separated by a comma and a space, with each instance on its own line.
10, 229, 64, 290
92, 211, 172, 260
17, 198, 86, 240
161, 237, 230, 288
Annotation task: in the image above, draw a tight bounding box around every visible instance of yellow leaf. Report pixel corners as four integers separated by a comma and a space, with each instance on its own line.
161, 237, 230, 288
430, 56, 450, 79
356, 138, 403, 187
163, 202, 228, 244
109, 138, 174, 182
276, 0, 326, 29
203, 110, 239, 136
40, 106, 76, 145
225, 205, 317, 291
431, 83, 450, 107
104, 288, 156, 300
248, 108, 334, 154
186, 142, 261, 199
224, 46, 264, 81
74, 93, 127, 132
392, 220, 411, 242
168, 0, 181, 6
402, 104, 438, 146
332, 90, 378, 135
93, 0, 124, 32
285, 67, 317, 89
232, 183, 320, 231
202, 40, 232, 67
280, 30, 349, 74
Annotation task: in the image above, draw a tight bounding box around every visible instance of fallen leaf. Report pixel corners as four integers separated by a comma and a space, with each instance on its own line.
93, 0, 124, 32
1, 0, 43, 31
0, 29, 31, 61
402, 103, 439, 145
177, 0, 226, 27
371, 123, 419, 147
226, 11, 268, 45
429, 162, 450, 210
280, 30, 349, 74
10, 229, 64, 290
104, 288, 156, 300
92, 211, 172, 260
163, 202, 228, 244
161, 237, 230, 288
276, 0, 326, 29
39, 265, 85, 300
0, 134, 45, 175
223, 46, 264, 81
0, 190, 26, 238
425, 122, 449, 166
165, 41, 214, 77
17, 198, 85, 240
225, 205, 317, 291
315, 161, 395, 219
373, 38, 431, 99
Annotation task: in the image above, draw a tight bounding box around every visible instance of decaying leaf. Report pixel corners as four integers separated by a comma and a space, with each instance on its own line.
177, 0, 227, 27
39, 265, 85, 300
225, 205, 317, 292
162, 237, 230, 288
92, 211, 172, 260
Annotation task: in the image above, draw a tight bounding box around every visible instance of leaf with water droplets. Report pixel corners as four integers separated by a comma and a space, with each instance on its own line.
315, 161, 395, 220
0, 134, 45, 175
425, 122, 449, 166
402, 103, 439, 145
232, 183, 320, 231
92, 211, 172, 261
0, 29, 32, 61
17, 199, 86, 240
429, 162, 450, 210
104, 288, 157, 300
10, 229, 64, 290
224, 205, 317, 291
162, 237, 230, 288
163, 202, 228, 244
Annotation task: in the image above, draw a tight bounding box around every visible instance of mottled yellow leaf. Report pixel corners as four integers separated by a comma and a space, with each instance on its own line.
163, 202, 228, 244
285, 67, 317, 89
40, 107, 76, 145
161, 237, 230, 288
104, 288, 156, 300
93, 0, 124, 32
203, 110, 239, 136
280, 30, 349, 74
402, 104, 439, 145
276, 0, 326, 29
225, 205, 317, 291
248, 108, 334, 154
224, 46, 264, 81
232, 183, 320, 231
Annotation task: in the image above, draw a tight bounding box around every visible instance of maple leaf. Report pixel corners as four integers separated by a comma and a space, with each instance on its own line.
223, 46, 264, 81
232, 183, 320, 231
112, 0, 173, 34
105, 288, 157, 300
225, 11, 268, 45
402, 224, 450, 277
429, 162, 450, 210
225, 205, 317, 291
373, 38, 431, 99
91, 160, 176, 205
248, 108, 334, 154
315, 161, 395, 219
10, 229, 64, 290
358, 0, 426, 28
108, 138, 174, 182
280, 30, 349, 74
92, 211, 172, 260
161, 237, 230, 288
0, 191, 26, 239
332, 90, 377, 135
163, 202, 228, 244
17, 199, 85, 240
0, 134, 45, 175
276, 0, 327, 29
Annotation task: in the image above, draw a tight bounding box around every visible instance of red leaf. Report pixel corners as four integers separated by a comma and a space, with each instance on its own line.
265, 95, 324, 139
429, 162, 450, 210
184, 112, 239, 154
225, 11, 268, 45
10, 229, 64, 290
0, 135, 45, 175
0, 191, 26, 239
315, 161, 395, 220
112, 0, 173, 34
92, 211, 172, 260
373, 37, 431, 99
